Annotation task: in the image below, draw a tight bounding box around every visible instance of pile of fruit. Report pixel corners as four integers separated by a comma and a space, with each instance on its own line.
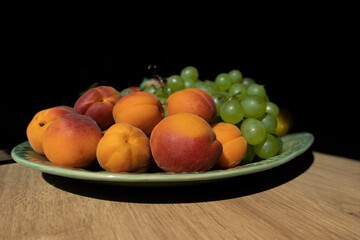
26, 66, 291, 173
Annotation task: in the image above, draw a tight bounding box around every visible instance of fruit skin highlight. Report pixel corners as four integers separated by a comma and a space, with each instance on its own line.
42, 113, 103, 168
166, 88, 217, 123
96, 123, 152, 173
26, 106, 74, 154
211, 122, 247, 169
112, 91, 164, 135
74, 86, 121, 130
150, 113, 222, 173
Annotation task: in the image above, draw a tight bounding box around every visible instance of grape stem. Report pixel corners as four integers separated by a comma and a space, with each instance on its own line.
147, 64, 167, 106
228, 91, 242, 101
148, 64, 166, 86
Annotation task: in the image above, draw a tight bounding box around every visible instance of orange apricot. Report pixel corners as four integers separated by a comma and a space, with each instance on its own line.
96, 123, 152, 173
112, 91, 164, 135
166, 88, 217, 123
42, 113, 103, 168
26, 106, 74, 154
211, 122, 247, 169
150, 113, 222, 172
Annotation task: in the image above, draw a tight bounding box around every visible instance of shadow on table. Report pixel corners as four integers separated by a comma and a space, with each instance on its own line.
43, 149, 314, 204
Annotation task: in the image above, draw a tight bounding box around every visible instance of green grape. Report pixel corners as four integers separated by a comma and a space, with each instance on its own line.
167, 75, 185, 92
158, 96, 167, 105
228, 69, 243, 83
184, 78, 196, 88
228, 83, 247, 99
215, 73, 232, 91
242, 77, 255, 87
120, 87, 134, 96
164, 86, 172, 97
253, 134, 279, 159
143, 84, 165, 97
143, 85, 158, 95
220, 100, 244, 124
247, 84, 267, 98
240, 95, 267, 118
180, 66, 199, 81
217, 91, 229, 98
241, 144, 256, 165
276, 135, 283, 154
259, 113, 277, 133
198, 84, 215, 96
195, 80, 205, 89
264, 93, 270, 102
266, 102, 279, 117
204, 80, 220, 91
153, 86, 166, 97
212, 93, 228, 117
240, 118, 266, 145
196, 80, 215, 95
162, 102, 169, 117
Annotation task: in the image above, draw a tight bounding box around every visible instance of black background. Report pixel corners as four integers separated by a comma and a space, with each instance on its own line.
1, 15, 358, 160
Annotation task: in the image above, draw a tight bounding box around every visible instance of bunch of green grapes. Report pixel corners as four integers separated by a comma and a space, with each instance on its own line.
139, 66, 282, 164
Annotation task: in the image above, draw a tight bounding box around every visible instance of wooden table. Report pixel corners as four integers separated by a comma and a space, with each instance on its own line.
0, 149, 359, 239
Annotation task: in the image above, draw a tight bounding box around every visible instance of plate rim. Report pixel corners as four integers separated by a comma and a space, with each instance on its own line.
11, 132, 314, 184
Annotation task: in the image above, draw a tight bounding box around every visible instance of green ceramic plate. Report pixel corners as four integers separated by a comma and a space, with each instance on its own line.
11, 132, 314, 186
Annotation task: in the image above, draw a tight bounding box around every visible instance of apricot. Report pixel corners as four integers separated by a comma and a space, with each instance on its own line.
26, 106, 74, 154
42, 113, 103, 168
96, 123, 152, 173
74, 86, 121, 130
150, 113, 222, 173
211, 122, 247, 169
112, 91, 164, 135
166, 88, 217, 123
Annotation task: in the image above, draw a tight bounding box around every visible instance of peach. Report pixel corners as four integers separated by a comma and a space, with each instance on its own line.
74, 86, 121, 130
26, 106, 74, 154
150, 113, 222, 172
42, 113, 103, 168
166, 88, 217, 123
211, 122, 247, 169
96, 123, 152, 173
112, 91, 164, 135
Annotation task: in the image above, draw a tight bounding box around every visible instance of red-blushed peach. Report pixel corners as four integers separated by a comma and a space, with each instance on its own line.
112, 91, 164, 135
96, 123, 152, 173
150, 113, 222, 172
74, 86, 121, 130
42, 113, 103, 168
211, 122, 247, 169
26, 106, 74, 154
166, 88, 217, 123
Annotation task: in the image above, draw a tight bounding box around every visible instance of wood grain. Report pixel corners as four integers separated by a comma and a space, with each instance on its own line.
0, 151, 359, 240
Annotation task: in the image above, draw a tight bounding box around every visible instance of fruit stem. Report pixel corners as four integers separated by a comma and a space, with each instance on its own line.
229, 91, 242, 101
148, 64, 165, 84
